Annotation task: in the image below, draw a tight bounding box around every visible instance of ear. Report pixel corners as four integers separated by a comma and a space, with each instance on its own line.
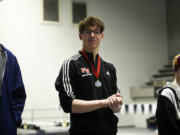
101, 33, 104, 39
79, 33, 82, 40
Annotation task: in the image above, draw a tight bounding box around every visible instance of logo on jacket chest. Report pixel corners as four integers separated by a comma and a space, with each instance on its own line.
81, 67, 92, 77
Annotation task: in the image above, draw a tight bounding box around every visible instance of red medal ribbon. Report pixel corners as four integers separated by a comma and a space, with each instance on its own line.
81, 49, 101, 79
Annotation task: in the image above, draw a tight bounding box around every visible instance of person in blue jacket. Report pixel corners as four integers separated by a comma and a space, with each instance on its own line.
0, 44, 26, 135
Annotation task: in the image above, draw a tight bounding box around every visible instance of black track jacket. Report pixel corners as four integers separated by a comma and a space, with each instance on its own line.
55, 51, 120, 135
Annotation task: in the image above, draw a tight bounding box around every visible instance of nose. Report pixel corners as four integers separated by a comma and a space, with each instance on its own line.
90, 32, 95, 36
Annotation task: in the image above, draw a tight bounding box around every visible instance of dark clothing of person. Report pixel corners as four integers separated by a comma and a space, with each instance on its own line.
156, 83, 180, 135
55, 51, 120, 135
0, 44, 26, 135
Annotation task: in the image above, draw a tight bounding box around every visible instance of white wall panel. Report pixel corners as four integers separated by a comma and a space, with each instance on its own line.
0, 0, 167, 126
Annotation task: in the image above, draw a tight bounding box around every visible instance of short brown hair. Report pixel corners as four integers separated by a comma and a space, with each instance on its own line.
173, 54, 180, 72
78, 16, 105, 34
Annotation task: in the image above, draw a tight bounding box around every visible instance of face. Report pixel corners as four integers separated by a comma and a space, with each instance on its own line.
79, 25, 104, 52
175, 68, 180, 79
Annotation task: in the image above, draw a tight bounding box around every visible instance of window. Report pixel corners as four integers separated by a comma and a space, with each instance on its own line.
42, 0, 60, 23
72, 0, 87, 24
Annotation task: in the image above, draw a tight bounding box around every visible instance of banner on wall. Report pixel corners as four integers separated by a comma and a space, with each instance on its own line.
119, 103, 157, 115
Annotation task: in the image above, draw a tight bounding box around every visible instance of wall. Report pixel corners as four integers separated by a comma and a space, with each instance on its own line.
167, 0, 180, 62
0, 0, 167, 126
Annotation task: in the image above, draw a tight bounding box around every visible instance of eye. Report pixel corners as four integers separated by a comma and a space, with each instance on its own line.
83, 31, 91, 35
93, 31, 101, 35
83, 30, 101, 35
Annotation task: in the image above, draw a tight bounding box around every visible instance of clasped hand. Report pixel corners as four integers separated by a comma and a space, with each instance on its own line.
106, 93, 123, 112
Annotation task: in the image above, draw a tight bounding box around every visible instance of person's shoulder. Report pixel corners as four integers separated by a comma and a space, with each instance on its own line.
62, 52, 82, 66
161, 87, 175, 99
68, 52, 81, 62
101, 58, 114, 66
161, 88, 173, 95
1, 44, 17, 59
101, 58, 116, 70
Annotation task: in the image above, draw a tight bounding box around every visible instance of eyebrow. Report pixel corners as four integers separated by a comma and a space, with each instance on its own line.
85, 30, 100, 32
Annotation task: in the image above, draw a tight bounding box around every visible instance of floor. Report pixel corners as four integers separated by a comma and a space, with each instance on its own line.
18, 127, 158, 135
117, 127, 158, 135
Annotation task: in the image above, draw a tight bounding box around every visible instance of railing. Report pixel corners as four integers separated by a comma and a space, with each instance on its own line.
22, 103, 157, 122
22, 108, 69, 123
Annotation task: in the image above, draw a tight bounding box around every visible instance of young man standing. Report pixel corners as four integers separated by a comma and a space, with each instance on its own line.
55, 16, 123, 135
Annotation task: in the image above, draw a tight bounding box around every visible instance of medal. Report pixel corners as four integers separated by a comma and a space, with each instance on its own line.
81, 49, 102, 87
95, 80, 102, 87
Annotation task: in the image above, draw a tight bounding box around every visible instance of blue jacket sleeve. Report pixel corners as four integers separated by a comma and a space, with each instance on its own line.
11, 59, 26, 127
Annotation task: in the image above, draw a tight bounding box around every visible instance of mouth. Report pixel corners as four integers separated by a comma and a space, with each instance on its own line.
88, 39, 96, 42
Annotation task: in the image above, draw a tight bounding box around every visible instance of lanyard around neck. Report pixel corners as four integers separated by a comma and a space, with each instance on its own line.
81, 49, 101, 79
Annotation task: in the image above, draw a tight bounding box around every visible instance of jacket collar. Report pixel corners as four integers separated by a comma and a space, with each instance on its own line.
79, 50, 99, 64
0, 44, 5, 52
